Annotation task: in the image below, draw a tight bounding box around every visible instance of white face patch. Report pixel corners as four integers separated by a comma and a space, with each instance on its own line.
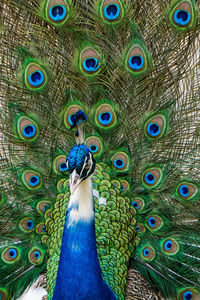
67, 176, 94, 228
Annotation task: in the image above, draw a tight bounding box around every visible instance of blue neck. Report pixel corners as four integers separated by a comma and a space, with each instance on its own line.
53, 178, 116, 300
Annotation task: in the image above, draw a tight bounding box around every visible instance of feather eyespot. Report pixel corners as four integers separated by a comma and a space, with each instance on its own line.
37, 201, 51, 215
100, 0, 123, 23
132, 197, 145, 211
142, 167, 163, 188
22, 170, 42, 190
141, 246, 155, 261
111, 152, 129, 172
25, 63, 47, 90
161, 238, 179, 255
80, 48, 101, 75
2, 247, 20, 264
120, 180, 130, 192
20, 218, 35, 232
0, 289, 7, 300
126, 44, 149, 75
28, 248, 44, 265
145, 114, 167, 139
36, 223, 46, 234
64, 104, 83, 128
46, 0, 69, 25
53, 155, 68, 174
17, 116, 38, 141
136, 224, 146, 234
85, 136, 103, 156
178, 288, 199, 300
146, 215, 163, 231
170, 1, 195, 29
177, 182, 197, 200
95, 103, 117, 129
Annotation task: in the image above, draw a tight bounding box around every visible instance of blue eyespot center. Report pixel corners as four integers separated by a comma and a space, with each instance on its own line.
145, 173, 155, 185
49, 5, 67, 21
23, 125, 36, 138
179, 185, 189, 197
9, 248, 17, 258
136, 226, 139, 232
173, 10, 191, 26
164, 240, 172, 250
29, 175, 40, 187
183, 291, 192, 300
59, 163, 68, 172
132, 201, 138, 209
83, 58, 100, 72
98, 112, 112, 125
148, 217, 156, 228
27, 220, 34, 229
89, 145, 98, 153
42, 226, 46, 232
43, 204, 50, 212
128, 55, 144, 70
104, 4, 120, 21
147, 123, 161, 137
114, 159, 124, 169
34, 251, 41, 259
28, 71, 44, 87
143, 248, 149, 257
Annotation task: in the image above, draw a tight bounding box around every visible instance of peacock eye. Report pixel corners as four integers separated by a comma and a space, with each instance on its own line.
178, 288, 198, 300
53, 155, 68, 174
169, 1, 196, 30
25, 63, 47, 90
120, 180, 130, 192
98, 112, 112, 125
132, 197, 145, 211
20, 218, 35, 232
111, 152, 130, 172
128, 55, 144, 70
28, 248, 44, 265
161, 238, 179, 255
173, 10, 191, 26
22, 170, 42, 190
141, 246, 155, 261
80, 48, 101, 75
136, 224, 146, 234
17, 116, 39, 141
36, 223, 46, 234
85, 136, 103, 156
100, 0, 123, 23
95, 103, 117, 129
145, 114, 167, 139
114, 159, 124, 168
146, 215, 163, 231
176, 182, 197, 200
46, 0, 69, 25
64, 104, 83, 128
142, 167, 163, 189
2, 247, 20, 263
37, 201, 51, 215
126, 43, 149, 75
29, 176, 40, 187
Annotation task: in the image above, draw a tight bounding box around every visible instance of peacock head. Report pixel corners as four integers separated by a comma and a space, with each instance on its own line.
67, 143, 96, 194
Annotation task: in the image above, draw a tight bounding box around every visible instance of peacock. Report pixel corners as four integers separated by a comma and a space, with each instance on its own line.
0, 0, 200, 299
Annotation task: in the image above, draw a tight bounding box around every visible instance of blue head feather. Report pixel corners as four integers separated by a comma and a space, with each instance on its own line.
67, 144, 90, 173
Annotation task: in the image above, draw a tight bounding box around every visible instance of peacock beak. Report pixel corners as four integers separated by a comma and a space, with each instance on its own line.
70, 169, 81, 195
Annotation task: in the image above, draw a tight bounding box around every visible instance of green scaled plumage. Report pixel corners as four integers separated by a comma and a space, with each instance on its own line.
0, 0, 200, 300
